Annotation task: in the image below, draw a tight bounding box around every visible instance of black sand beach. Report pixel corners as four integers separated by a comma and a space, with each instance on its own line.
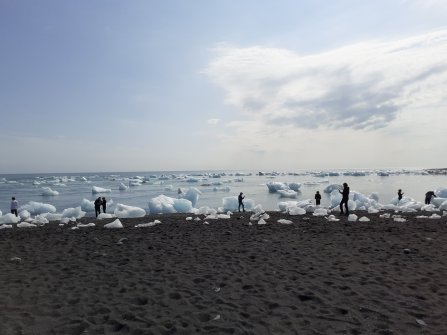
1, 211, 447, 334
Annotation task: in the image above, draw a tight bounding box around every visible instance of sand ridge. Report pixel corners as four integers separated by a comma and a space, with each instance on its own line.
1, 211, 447, 334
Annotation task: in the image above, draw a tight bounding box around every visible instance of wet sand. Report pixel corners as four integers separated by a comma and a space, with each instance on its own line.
1, 211, 447, 334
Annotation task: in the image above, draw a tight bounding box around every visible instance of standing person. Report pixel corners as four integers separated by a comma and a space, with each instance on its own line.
238, 192, 245, 212
425, 191, 437, 205
315, 191, 321, 206
10, 197, 18, 217
94, 197, 102, 217
102, 197, 107, 213
339, 183, 350, 215
398, 189, 404, 201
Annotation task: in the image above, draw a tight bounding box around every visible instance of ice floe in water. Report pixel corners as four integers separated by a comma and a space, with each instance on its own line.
92, 186, 112, 194
41, 187, 59, 196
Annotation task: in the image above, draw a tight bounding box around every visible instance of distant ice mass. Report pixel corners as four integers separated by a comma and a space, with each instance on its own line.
41, 187, 59, 196
20, 201, 56, 215
92, 186, 112, 194
119, 182, 129, 191
114, 203, 146, 218
148, 195, 193, 214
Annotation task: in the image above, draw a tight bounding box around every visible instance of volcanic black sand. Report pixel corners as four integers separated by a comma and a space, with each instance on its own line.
1, 211, 447, 334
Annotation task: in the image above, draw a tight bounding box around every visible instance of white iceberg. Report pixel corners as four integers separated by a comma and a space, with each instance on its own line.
62, 207, 86, 219
92, 186, 112, 194
148, 195, 193, 214
114, 203, 146, 218
41, 187, 59, 196
20, 201, 56, 215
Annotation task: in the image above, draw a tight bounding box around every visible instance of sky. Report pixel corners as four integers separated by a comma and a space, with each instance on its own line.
1, 0, 446, 173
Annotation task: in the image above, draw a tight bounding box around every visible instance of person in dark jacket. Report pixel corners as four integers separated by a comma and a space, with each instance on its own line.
94, 197, 102, 217
425, 191, 437, 205
102, 197, 107, 213
339, 183, 350, 215
238, 192, 245, 212
398, 189, 404, 201
315, 191, 321, 206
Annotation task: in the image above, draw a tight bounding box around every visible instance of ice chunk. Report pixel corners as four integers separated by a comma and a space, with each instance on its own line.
277, 189, 298, 198
222, 196, 255, 211
181, 187, 202, 207
148, 195, 193, 214
31, 215, 49, 225
324, 184, 342, 194
92, 186, 112, 194
0, 213, 20, 224
20, 201, 56, 215
62, 207, 86, 219
97, 213, 116, 220
313, 208, 328, 216
348, 214, 358, 221
258, 218, 267, 225
77, 223, 96, 227
114, 203, 146, 218
104, 219, 123, 228
41, 187, 59, 196
135, 221, 157, 228
119, 182, 129, 191
16, 222, 37, 228
359, 216, 370, 222
439, 200, 447, 211
278, 219, 293, 224
435, 187, 447, 198
0, 224, 13, 229
266, 182, 288, 193
81, 198, 95, 212
18, 210, 31, 220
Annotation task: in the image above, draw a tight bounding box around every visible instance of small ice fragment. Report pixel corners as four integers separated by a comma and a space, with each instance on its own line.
212, 314, 221, 321
416, 318, 427, 326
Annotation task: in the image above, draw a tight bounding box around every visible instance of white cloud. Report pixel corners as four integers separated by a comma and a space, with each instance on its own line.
207, 118, 221, 125
204, 30, 447, 131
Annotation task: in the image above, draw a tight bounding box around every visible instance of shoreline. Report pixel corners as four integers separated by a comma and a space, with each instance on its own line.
1, 211, 447, 334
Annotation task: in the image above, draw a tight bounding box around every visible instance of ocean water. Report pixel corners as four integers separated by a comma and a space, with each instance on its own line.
0, 169, 445, 217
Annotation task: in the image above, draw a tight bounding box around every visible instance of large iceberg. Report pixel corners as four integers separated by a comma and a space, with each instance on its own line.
114, 204, 146, 218
180, 187, 202, 207
222, 196, 255, 211
148, 195, 193, 214
435, 187, 447, 198
0, 213, 21, 224
20, 201, 56, 215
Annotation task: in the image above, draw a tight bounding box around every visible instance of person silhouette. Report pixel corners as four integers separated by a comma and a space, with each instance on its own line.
339, 183, 350, 215
10, 197, 18, 217
315, 191, 321, 206
102, 197, 107, 213
238, 192, 245, 212
94, 197, 102, 217
425, 191, 436, 205
398, 189, 404, 201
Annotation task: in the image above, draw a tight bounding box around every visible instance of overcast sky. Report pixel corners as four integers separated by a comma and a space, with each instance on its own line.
1, 0, 446, 173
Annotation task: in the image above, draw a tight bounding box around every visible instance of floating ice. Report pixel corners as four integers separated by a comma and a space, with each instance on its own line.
20, 201, 56, 215
119, 183, 129, 191
62, 207, 86, 219
104, 219, 123, 228
114, 203, 146, 218
266, 182, 289, 193
92, 186, 112, 194
0, 213, 20, 224
148, 195, 193, 214
213, 186, 231, 192
41, 187, 59, 196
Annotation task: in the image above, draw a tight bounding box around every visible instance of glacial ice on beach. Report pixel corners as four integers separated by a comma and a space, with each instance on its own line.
92, 186, 112, 194
431, 197, 447, 207
41, 187, 59, 196
114, 204, 146, 218
104, 219, 123, 228
148, 195, 193, 214
222, 196, 255, 211
435, 187, 447, 198
180, 187, 202, 207
81, 199, 94, 212
62, 207, 86, 219
278, 200, 312, 214
0, 213, 20, 224
97, 213, 116, 219
20, 201, 56, 215
324, 184, 342, 193
17, 222, 37, 228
